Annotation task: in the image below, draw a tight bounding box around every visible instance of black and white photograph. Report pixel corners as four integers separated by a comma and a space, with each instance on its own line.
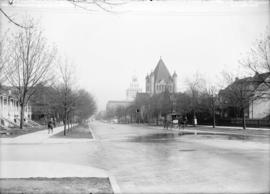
0, 0, 269, 193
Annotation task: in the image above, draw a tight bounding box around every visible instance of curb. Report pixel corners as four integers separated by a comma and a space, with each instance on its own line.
108, 173, 121, 194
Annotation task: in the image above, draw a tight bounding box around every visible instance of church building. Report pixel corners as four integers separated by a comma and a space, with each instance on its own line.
145, 58, 177, 95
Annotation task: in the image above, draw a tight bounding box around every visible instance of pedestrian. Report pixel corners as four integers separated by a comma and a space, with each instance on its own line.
183, 116, 188, 128
163, 116, 167, 129
48, 119, 53, 134
53, 117, 56, 128
178, 117, 182, 129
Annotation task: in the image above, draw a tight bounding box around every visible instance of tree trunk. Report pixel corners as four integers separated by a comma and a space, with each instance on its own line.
213, 113, 216, 128
20, 104, 24, 129
242, 108, 246, 130
193, 110, 196, 127
63, 118, 66, 136
63, 111, 67, 136
212, 103, 216, 128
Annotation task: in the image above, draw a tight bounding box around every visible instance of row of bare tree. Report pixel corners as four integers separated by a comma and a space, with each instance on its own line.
0, 21, 96, 133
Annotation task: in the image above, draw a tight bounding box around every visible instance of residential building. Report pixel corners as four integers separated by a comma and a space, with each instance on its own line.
249, 73, 270, 119
0, 86, 32, 127
219, 72, 270, 119
145, 57, 177, 95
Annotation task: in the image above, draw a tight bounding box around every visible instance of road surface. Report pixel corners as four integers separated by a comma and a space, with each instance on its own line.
1, 121, 269, 193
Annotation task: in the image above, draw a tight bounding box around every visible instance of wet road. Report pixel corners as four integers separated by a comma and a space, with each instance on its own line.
1, 121, 270, 193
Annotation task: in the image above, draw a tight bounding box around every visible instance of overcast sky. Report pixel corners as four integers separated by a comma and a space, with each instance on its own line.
0, 0, 269, 111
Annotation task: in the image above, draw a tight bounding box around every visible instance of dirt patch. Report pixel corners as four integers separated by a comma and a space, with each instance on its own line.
0, 177, 113, 194
51, 124, 93, 139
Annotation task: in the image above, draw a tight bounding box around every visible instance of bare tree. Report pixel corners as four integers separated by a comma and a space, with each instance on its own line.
4, 23, 56, 128
205, 85, 218, 128
56, 58, 76, 135
219, 72, 257, 130
0, 0, 126, 28
241, 29, 270, 88
186, 73, 206, 126
0, 38, 5, 85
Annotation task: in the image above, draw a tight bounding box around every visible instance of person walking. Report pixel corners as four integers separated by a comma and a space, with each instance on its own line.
163, 116, 167, 129
178, 117, 182, 129
48, 119, 54, 134
183, 116, 188, 128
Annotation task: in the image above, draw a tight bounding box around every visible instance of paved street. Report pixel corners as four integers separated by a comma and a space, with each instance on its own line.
1, 121, 270, 193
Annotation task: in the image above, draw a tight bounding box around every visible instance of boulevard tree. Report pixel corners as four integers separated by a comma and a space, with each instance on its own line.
55, 58, 76, 135
75, 89, 97, 123
204, 85, 219, 128
4, 22, 56, 129
186, 73, 206, 126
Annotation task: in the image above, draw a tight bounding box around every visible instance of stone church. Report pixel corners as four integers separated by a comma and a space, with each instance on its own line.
145, 58, 177, 95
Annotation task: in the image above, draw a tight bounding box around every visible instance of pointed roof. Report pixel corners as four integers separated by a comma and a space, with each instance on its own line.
153, 58, 172, 82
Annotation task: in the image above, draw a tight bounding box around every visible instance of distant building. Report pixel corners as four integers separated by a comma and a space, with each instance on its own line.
145, 58, 177, 95
106, 100, 132, 113
0, 86, 32, 127
126, 76, 142, 101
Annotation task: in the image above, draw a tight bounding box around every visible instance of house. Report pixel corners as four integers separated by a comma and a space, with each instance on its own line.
0, 86, 32, 127
219, 72, 270, 119
249, 73, 270, 119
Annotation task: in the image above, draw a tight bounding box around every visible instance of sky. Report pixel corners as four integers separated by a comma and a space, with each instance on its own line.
0, 0, 269, 111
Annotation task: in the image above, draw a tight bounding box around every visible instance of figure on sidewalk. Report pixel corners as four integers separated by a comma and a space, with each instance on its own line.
164, 115, 169, 130
48, 119, 54, 134
53, 117, 56, 128
183, 116, 188, 128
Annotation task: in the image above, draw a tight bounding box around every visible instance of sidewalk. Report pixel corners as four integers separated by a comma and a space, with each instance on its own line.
0, 126, 65, 144
130, 123, 270, 137
197, 125, 270, 131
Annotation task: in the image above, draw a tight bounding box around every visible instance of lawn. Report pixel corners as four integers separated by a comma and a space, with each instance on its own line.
0, 177, 113, 194
51, 124, 93, 139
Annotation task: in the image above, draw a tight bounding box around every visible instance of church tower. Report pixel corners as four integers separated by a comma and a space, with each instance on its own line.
145, 58, 177, 95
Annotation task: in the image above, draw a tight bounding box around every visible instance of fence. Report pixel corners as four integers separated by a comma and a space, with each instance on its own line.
198, 118, 270, 128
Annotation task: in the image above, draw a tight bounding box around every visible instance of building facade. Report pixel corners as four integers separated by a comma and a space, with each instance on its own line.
0, 86, 32, 127
219, 72, 270, 120
249, 74, 270, 119
145, 58, 177, 95
126, 76, 142, 101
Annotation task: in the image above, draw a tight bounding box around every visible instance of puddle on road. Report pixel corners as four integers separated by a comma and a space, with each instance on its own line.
129, 133, 177, 142
179, 149, 196, 152
129, 132, 194, 142
128, 131, 268, 143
